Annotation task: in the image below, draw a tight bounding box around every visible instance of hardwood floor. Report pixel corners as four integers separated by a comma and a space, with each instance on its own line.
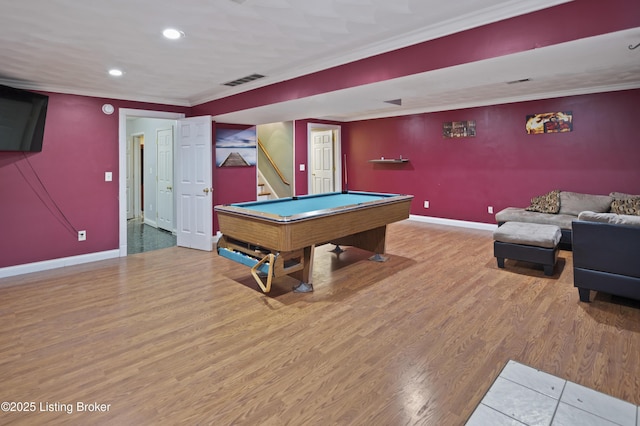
1, 220, 639, 425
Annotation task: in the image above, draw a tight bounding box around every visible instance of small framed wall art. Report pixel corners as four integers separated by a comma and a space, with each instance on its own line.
526, 111, 573, 134
443, 120, 476, 138
215, 127, 257, 167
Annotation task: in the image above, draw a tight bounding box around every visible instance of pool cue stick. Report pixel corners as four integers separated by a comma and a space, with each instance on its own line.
343, 154, 348, 191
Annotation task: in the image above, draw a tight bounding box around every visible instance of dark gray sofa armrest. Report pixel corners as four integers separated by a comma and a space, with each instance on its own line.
572, 220, 640, 279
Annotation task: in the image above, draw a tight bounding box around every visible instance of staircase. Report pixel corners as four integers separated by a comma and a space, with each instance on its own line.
257, 180, 271, 201
257, 170, 276, 201
257, 138, 291, 201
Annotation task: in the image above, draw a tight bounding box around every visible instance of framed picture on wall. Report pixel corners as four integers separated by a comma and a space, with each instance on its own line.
215, 127, 257, 167
526, 111, 573, 134
443, 120, 476, 138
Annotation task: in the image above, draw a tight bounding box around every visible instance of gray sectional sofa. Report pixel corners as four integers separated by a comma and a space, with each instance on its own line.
495, 190, 640, 302
573, 211, 640, 302
495, 191, 625, 250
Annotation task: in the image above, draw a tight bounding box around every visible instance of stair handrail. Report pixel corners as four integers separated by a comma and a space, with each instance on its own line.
257, 138, 290, 186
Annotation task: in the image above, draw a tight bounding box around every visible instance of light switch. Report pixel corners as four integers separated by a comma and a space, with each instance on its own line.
299, 164, 306, 171
105, 171, 112, 181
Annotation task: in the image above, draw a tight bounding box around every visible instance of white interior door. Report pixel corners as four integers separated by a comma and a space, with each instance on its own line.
176, 116, 213, 251
157, 128, 174, 232
311, 129, 334, 194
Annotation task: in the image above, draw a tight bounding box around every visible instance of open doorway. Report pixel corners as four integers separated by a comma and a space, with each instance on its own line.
125, 121, 177, 254
119, 109, 186, 256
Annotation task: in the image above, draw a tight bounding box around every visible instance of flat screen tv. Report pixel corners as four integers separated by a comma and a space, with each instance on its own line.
0, 84, 49, 152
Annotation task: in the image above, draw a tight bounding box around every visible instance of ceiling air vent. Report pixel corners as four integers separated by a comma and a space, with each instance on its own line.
384, 98, 402, 106
223, 73, 265, 87
506, 78, 532, 85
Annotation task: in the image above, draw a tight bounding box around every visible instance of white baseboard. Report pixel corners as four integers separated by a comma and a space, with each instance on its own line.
408, 214, 498, 232
0, 250, 120, 279
1, 219, 493, 280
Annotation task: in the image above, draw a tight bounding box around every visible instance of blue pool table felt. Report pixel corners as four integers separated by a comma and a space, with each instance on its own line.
233, 192, 394, 217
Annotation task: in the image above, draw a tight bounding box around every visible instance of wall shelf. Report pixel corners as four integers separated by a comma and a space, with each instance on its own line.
368, 158, 409, 164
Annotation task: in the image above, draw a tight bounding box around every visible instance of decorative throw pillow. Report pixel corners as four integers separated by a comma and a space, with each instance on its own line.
525, 190, 561, 214
609, 192, 640, 200
558, 191, 613, 215
610, 197, 640, 216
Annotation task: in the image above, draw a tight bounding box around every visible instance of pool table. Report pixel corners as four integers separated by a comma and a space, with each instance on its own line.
215, 191, 413, 293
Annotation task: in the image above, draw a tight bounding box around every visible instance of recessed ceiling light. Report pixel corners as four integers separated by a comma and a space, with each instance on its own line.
108, 69, 124, 77
163, 28, 185, 40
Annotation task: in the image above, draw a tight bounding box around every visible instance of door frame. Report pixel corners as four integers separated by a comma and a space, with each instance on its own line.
129, 132, 144, 220
307, 123, 342, 194
118, 109, 186, 257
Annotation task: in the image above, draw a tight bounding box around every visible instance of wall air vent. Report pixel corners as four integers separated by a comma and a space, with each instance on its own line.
223, 73, 265, 87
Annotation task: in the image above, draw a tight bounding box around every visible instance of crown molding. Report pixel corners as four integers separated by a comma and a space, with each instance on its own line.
0, 78, 192, 107
330, 82, 640, 122
189, 0, 573, 106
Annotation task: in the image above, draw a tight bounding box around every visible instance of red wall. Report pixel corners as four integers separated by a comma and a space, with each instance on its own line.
0, 92, 190, 268
212, 123, 257, 233
293, 120, 310, 196
344, 90, 640, 224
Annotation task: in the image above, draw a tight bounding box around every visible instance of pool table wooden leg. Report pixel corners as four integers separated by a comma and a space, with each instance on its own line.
291, 245, 315, 293
331, 226, 387, 254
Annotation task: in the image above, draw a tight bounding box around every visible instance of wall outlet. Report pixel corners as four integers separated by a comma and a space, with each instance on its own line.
488, 206, 494, 214
424, 200, 430, 209
78, 230, 87, 241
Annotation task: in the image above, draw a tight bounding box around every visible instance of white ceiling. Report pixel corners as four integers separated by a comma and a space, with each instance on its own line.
1, 0, 639, 124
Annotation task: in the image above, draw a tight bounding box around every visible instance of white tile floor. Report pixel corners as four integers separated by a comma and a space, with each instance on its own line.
466, 360, 639, 426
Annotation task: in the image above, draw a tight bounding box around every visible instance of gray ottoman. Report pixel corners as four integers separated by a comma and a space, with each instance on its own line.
494, 222, 562, 276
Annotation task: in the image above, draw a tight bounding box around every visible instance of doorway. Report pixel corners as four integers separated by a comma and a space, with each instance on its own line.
119, 109, 185, 256
307, 123, 342, 194
126, 123, 176, 254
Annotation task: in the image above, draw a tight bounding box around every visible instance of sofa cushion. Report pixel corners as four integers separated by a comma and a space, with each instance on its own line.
495, 207, 575, 229
610, 197, 640, 216
494, 222, 561, 248
578, 211, 640, 226
525, 190, 560, 213
559, 191, 612, 216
